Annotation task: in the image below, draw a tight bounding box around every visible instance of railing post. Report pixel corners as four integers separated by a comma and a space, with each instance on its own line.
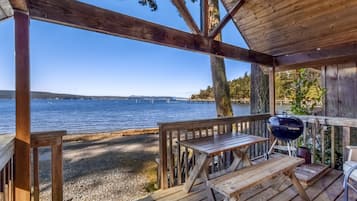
158, 125, 168, 189
51, 143, 63, 201
342, 126, 351, 162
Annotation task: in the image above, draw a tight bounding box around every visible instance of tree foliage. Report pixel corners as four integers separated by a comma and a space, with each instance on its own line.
138, 0, 158, 11
289, 69, 325, 115
191, 69, 325, 115
138, 0, 198, 11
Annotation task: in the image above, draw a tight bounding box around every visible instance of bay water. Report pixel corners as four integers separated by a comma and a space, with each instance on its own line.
0, 99, 255, 134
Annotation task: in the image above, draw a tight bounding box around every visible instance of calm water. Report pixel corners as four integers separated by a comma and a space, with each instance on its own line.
0, 99, 254, 134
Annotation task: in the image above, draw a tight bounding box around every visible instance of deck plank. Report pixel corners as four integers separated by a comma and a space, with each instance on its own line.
270, 169, 341, 201
139, 167, 355, 201
313, 175, 344, 201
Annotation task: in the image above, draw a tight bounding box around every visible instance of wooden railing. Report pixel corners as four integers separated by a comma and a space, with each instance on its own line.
0, 135, 15, 201
158, 114, 271, 189
31, 131, 66, 201
158, 114, 357, 189
298, 115, 357, 169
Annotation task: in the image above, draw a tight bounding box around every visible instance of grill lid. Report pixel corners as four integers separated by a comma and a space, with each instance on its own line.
268, 115, 304, 141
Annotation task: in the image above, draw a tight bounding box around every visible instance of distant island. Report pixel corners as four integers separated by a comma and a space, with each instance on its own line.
0, 90, 187, 101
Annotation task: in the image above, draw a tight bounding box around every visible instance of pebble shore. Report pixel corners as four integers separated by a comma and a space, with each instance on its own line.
37, 134, 159, 201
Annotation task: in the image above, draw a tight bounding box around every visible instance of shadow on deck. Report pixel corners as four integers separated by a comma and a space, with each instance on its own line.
139, 168, 357, 201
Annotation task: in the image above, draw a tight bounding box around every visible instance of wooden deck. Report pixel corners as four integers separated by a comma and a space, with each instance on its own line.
139, 168, 357, 201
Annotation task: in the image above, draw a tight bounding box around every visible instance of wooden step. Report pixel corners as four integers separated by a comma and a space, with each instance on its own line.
207, 156, 304, 198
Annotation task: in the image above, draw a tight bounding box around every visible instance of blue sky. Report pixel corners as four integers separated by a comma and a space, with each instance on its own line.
0, 0, 250, 98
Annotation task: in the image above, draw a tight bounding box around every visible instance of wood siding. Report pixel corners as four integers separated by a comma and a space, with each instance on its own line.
323, 62, 357, 118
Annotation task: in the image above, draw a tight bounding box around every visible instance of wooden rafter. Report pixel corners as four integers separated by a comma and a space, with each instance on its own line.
28, 0, 273, 66
275, 42, 357, 71
171, 0, 200, 34
209, 0, 244, 39
200, 0, 209, 36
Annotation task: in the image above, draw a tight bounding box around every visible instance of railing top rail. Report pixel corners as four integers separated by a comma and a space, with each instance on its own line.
297, 115, 357, 128
0, 134, 15, 170
158, 113, 271, 130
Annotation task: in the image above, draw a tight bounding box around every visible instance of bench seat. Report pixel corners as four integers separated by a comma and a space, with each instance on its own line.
207, 156, 305, 200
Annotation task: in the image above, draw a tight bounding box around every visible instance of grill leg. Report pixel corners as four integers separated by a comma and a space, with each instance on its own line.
287, 141, 292, 157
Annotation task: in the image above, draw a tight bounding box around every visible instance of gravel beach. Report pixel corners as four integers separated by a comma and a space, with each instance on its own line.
37, 134, 159, 201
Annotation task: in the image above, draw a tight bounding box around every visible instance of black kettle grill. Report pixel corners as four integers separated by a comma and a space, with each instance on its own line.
267, 114, 304, 157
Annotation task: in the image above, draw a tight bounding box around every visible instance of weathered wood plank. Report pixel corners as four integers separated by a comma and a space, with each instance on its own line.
28, 0, 273, 66
14, 10, 31, 201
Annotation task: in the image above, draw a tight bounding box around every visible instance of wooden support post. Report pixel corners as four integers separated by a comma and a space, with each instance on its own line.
343, 126, 351, 162
269, 67, 276, 115
14, 10, 31, 201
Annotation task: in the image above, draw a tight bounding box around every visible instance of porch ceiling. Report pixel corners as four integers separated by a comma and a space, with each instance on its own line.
221, 0, 357, 56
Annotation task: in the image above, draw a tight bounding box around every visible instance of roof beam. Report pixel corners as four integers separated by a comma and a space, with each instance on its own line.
209, 0, 244, 39
275, 42, 357, 71
171, 0, 200, 34
28, 0, 273, 66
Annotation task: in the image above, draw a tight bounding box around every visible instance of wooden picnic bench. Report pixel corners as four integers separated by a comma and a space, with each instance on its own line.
179, 133, 268, 193
207, 156, 310, 201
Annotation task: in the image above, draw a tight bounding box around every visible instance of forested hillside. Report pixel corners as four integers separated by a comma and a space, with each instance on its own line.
191, 69, 323, 106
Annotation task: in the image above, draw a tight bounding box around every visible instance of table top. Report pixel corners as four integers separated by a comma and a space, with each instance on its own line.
179, 133, 268, 156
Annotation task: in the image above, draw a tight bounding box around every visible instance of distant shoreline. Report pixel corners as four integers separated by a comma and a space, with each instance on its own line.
0, 90, 187, 100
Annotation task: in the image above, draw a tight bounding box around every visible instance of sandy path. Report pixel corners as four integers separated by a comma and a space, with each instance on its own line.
38, 134, 159, 201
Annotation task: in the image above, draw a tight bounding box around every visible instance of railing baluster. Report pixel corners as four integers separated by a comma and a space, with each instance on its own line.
168, 131, 174, 187
331, 126, 336, 168
184, 130, 189, 182
177, 130, 182, 185
33, 147, 40, 201
321, 125, 325, 164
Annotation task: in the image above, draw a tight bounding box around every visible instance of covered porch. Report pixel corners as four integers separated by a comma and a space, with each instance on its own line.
1, 0, 357, 201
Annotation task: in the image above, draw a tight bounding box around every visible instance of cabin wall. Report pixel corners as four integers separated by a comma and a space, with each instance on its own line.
322, 62, 357, 118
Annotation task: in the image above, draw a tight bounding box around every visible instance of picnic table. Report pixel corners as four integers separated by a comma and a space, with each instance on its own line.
179, 133, 268, 193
